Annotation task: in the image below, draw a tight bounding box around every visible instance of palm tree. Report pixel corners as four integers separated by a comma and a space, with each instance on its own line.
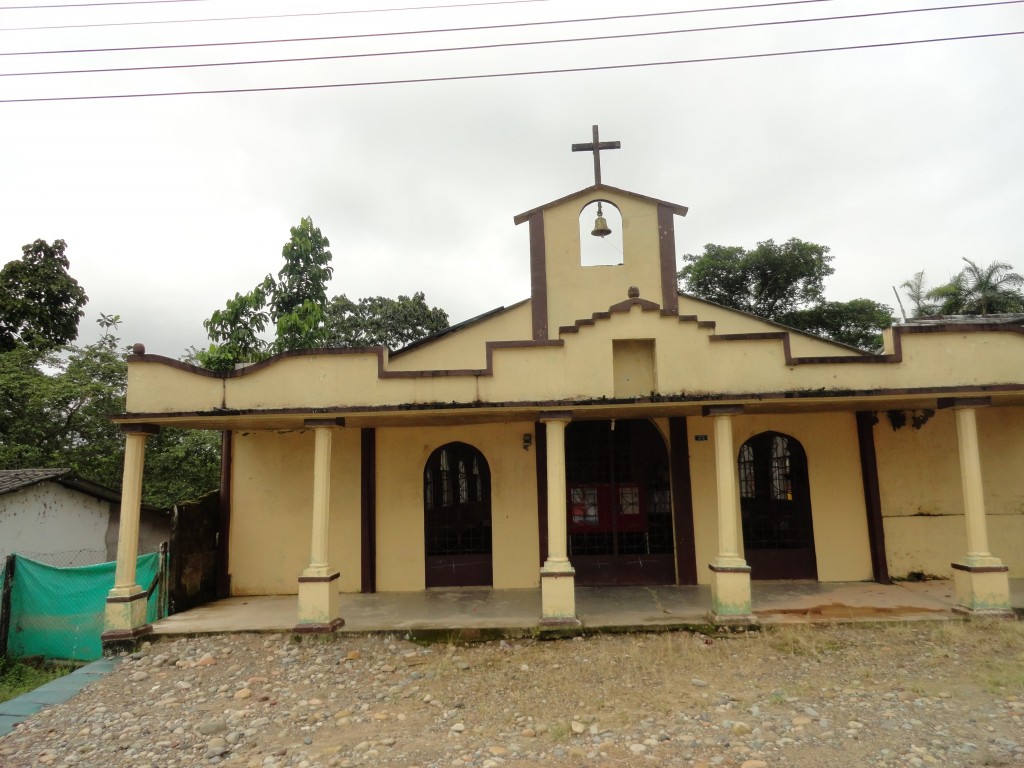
926, 258, 1024, 316
899, 271, 939, 317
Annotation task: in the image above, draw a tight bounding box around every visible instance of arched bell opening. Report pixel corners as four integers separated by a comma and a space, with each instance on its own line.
738, 431, 818, 580
579, 200, 623, 267
423, 442, 493, 587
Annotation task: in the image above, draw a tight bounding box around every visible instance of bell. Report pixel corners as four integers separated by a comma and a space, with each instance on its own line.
591, 202, 612, 238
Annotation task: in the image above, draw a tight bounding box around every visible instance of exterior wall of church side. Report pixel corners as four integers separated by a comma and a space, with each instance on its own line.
877, 405, 1024, 578
228, 429, 362, 595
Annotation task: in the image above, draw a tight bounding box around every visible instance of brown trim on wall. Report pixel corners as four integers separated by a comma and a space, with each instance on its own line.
535, 420, 548, 566
298, 572, 340, 583
124, 321, 1024, 387
529, 213, 549, 341
658, 205, 680, 316
668, 417, 698, 585
951, 562, 1008, 573
360, 428, 377, 594
513, 183, 688, 224
855, 411, 891, 584
105, 591, 149, 604
116, 380, 1024, 426
217, 430, 232, 598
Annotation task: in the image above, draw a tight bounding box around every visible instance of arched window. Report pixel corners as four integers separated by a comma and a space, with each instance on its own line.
737, 431, 817, 580
423, 442, 492, 587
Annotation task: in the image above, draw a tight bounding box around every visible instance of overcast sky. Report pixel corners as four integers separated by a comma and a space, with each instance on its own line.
2, 0, 1021, 356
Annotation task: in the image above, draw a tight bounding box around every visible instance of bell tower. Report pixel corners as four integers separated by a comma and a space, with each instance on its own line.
513, 126, 689, 341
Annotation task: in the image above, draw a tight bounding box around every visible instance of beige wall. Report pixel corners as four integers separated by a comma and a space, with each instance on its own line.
876, 405, 1024, 577
229, 428, 363, 595
676, 295, 862, 357
375, 422, 540, 591
125, 316, 1024, 417
685, 412, 874, 584
541, 191, 666, 338
387, 302, 532, 371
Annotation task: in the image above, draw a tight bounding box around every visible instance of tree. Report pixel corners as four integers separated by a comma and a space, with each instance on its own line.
195, 217, 334, 371
196, 217, 450, 369
898, 271, 939, 318
777, 299, 896, 350
901, 259, 1024, 317
679, 238, 893, 350
325, 292, 449, 349
678, 239, 834, 318
196, 280, 272, 372
270, 217, 334, 353
0, 314, 220, 508
0, 239, 88, 352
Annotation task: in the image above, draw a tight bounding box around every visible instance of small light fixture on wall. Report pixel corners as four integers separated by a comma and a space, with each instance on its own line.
523, 433, 533, 451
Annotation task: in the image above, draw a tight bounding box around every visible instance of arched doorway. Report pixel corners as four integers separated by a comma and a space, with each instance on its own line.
738, 432, 817, 580
565, 419, 675, 585
423, 442, 492, 587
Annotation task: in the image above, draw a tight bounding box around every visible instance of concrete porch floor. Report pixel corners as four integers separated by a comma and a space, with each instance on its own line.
152, 579, 1024, 636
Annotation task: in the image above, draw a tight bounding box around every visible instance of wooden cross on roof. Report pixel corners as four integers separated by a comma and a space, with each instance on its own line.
572, 124, 620, 185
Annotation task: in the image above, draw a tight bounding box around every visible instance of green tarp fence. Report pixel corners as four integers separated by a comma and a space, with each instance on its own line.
4, 553, 162, 661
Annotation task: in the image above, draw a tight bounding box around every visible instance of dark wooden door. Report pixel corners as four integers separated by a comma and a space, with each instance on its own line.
169, 491, 221, 613
738, 432, 817, 580
566, 420, 675, 586
424, 442, 492, 587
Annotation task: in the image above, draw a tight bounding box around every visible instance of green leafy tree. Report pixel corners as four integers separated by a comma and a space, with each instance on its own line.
1, 314, 220, 507
325, 292, 449, 349
270, 217, 334, 352
902, 259, 1024, 317
932, 258, 1023, 315
777, 299, 896, 350
679, 238, 893, 350
196, 217, 334, 370
0, 239, 88, 352
196, 280, 272, 372
899, 271, 940, 318
679, 239, 834, 318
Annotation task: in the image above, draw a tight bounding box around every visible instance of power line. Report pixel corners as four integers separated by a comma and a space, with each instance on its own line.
2, 29, 1019, 103
5, 1, 1017, 78
1, 0, 210, 9
0, 0, 554, 32
1, 0, 848, 56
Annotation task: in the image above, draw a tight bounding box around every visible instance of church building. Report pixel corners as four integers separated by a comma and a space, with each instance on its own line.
103, 129, 1022, 642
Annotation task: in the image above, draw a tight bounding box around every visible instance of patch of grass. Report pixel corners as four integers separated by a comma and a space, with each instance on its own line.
548, 723, 570, 741
766, 626, 846, 658
0, 657, 73, 704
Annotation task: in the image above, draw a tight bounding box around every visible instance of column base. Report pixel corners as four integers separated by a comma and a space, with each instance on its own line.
103, 586, 150, 634
101, 624, 154, 655
540, 565, 578, 624
293, 618, 346, 635
708, 562, 757, 624
952, 561, 1013, 617
297, 571, 342, 627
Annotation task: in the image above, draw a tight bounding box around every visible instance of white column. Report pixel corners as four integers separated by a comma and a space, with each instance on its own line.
712, 414, 746, 567
296, 419, 344, 632
947, 402, 1012, 616
103, 424, 158, 641
954, 407, 993, 562
705, 407, 756, 625
539, 413, 579, 626
544, 416, 571, 569
306, 425, 333, 575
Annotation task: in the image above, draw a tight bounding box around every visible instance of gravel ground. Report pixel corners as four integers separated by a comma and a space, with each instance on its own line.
2, 620, 1023, 768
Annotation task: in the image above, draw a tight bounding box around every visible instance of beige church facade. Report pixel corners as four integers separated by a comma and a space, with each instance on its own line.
103, 177, 1022, 642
